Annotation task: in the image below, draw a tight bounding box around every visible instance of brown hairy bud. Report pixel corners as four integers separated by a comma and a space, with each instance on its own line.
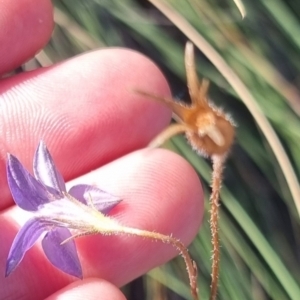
137, 42, 235, 155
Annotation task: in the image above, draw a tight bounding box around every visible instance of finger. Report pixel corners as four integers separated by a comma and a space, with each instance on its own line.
0, 0, 53, 75
1, 149, 203, 299
45, 278, 126, 300
0, 48, 171, 209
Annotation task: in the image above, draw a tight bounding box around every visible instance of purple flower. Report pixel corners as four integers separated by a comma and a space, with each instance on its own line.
6, 141, 122, 278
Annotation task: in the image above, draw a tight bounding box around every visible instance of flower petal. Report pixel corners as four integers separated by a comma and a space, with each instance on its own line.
33, 141, 66, 195
68, 184, 122, 214
42, 227, 82, 278
7, 154, 51, 211
6, 218, 49, 276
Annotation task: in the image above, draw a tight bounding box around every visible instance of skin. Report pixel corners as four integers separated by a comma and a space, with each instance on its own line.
0, 0, 204, 299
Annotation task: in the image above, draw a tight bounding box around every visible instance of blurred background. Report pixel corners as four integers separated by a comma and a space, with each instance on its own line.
25, 0, 300, 299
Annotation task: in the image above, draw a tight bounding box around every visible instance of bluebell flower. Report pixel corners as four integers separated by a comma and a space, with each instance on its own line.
6, 141, 122, 278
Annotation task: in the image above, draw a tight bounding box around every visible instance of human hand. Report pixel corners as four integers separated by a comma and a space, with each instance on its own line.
0, 1, 204, 299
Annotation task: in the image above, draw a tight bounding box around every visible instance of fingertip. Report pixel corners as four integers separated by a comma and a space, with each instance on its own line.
0, 0, 53, 74
45, 278, 126, 300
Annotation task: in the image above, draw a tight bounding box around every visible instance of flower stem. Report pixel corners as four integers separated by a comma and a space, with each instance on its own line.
115, 226, 199, 300
209, 155, 226, 300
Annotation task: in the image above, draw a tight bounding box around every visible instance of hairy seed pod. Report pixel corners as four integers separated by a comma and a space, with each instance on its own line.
136, 42, 235, 156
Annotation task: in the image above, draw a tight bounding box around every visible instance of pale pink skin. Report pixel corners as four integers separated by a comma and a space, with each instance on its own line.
0, 0, 204, 299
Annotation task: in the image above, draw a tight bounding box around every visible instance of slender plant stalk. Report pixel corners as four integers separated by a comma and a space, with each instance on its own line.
115, 226, 199, 300
209, 155, 226, 300
148, 123, 191, 148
